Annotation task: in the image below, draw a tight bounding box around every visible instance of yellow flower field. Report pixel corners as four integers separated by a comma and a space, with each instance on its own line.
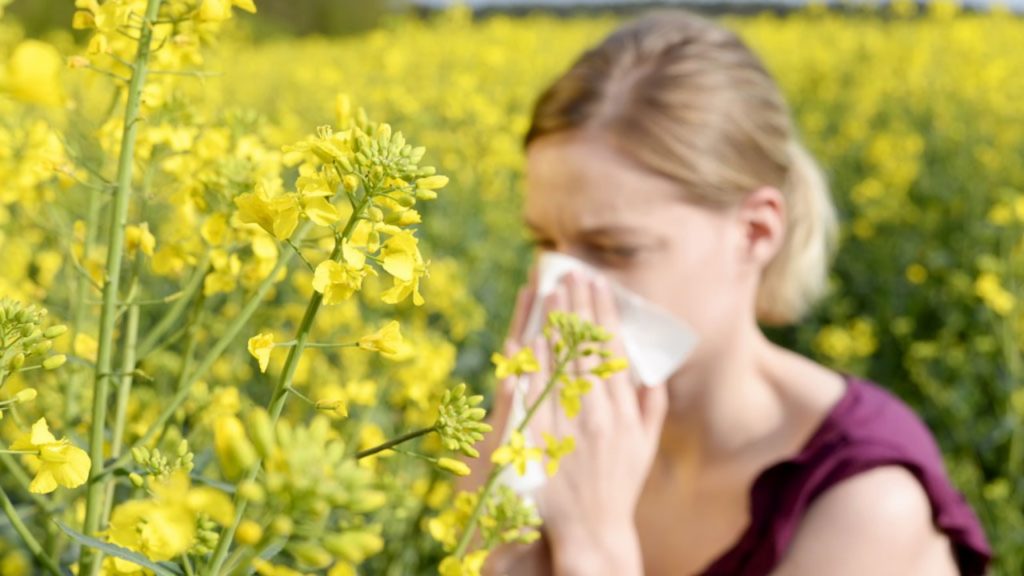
0, 0, 1021, 574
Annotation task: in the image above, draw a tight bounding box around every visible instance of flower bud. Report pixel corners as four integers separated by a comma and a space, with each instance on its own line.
129, 473, 145, 488
42, 355, 66, 370
289, 541, 331, 567
348, 489, 387, 513
342, 174, 360, 193
269, 515, 294, 537
238, 480, 265, 503
44, 325, 68, 339
437, 457, 471, 477
236, 519, 263, 546
247, 408, 275, 459
14, 388, 37, 403
214, 415, 257, 481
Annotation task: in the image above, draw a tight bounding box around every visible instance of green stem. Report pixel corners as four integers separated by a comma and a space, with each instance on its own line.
275, 341, 358, 349
80, 1, 163, 573
205, 203, 371, 575
453, 357, 569, 558
0, 484, 63, 576
67, 184, 103, 424
99, 295, 141, 528
355, 426, 438, 460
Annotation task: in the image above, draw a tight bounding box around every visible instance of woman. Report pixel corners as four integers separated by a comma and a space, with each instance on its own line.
458, 8, 991, 576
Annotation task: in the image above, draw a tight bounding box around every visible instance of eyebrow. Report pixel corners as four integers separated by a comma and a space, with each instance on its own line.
523, 218, 649, 238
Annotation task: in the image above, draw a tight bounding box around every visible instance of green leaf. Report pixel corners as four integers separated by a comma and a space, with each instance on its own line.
54, 521, 184, 576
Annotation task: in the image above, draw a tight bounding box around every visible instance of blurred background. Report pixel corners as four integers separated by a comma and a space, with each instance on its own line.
1, 0, 1021, 573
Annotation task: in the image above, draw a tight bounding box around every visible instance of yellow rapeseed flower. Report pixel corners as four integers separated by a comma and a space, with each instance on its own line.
124, 223, 156, 257
234, 182, 300, 240
312, 240, 375, 304
357, 320, 403, 356
541, 432, 575, 476
491, 347, 540, 379
438, 550, 489, 576
591, 357, 629, 379
10, 417, 90, 494
558, 377, 591, 419
247, 332, 275, 373
491, 431, 542, 476
108, 470, 234, 569
379, 230, 427, 306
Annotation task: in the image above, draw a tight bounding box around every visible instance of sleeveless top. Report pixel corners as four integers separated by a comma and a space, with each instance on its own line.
699, 373, 992, 575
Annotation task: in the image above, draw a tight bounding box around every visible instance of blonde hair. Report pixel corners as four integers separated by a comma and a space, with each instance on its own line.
523, 9, 839, 326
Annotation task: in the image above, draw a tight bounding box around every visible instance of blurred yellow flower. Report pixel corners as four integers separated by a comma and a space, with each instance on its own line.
2, 40, 63, 106
214, 414, 257, 481
124, 223, 155, 257
559, 376, 591, 419
10, 417, 90, 494
108, 470, 234, 568
491, 347, 539, 379
234, 182, 300, 240
491, 430, 542, 476
975, 272, 1016, 316
438, 550, 489, 576
358, 320, 403, 356
247, 332, 275, 373
541, 432, 575, 476
198, 0, 257, 23
591, 357, 629, 379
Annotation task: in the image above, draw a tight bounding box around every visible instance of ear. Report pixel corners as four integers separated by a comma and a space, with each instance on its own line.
737, 186, 786, 270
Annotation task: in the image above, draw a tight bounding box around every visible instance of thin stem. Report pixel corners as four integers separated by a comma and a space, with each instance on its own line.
355, 426, 438, 460
274, 341, 358, 349
67, 182, 103, 423
0, 484, 63, 576
283, 385, 315, 405
100, 294, 141, 528
285, 239, 315, 272
205, 206, 371, 574
80, 1, 164, 574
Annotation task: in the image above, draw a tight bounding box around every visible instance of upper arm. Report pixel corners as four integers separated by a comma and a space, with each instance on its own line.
771, 465, 960, 576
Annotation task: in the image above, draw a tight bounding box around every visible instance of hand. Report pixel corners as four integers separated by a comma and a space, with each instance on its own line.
524, 270, 668, 575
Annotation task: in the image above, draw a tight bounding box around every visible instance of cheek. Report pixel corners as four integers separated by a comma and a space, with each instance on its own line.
635, 236, 739, 332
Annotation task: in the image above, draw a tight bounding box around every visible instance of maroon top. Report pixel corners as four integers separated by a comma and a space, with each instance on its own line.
699, 373, 992, 575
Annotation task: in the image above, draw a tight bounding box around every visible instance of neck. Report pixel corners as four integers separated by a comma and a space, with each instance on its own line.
655, 321, 788, 478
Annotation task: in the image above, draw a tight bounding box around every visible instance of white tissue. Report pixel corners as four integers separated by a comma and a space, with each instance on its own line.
496, 251, 699, 501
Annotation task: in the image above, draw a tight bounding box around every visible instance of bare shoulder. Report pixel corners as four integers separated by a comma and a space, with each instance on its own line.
772, 465, 960, 576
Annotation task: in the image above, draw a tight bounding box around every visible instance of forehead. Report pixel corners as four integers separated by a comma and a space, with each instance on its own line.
524, 130, 682, 228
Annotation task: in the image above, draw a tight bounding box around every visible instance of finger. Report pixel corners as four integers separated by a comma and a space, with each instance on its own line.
508, 282, 537, 345
637, 382, 670, 440
524, 337, 547, 407
590, 274, 639, 420
566, 271, 599, 378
